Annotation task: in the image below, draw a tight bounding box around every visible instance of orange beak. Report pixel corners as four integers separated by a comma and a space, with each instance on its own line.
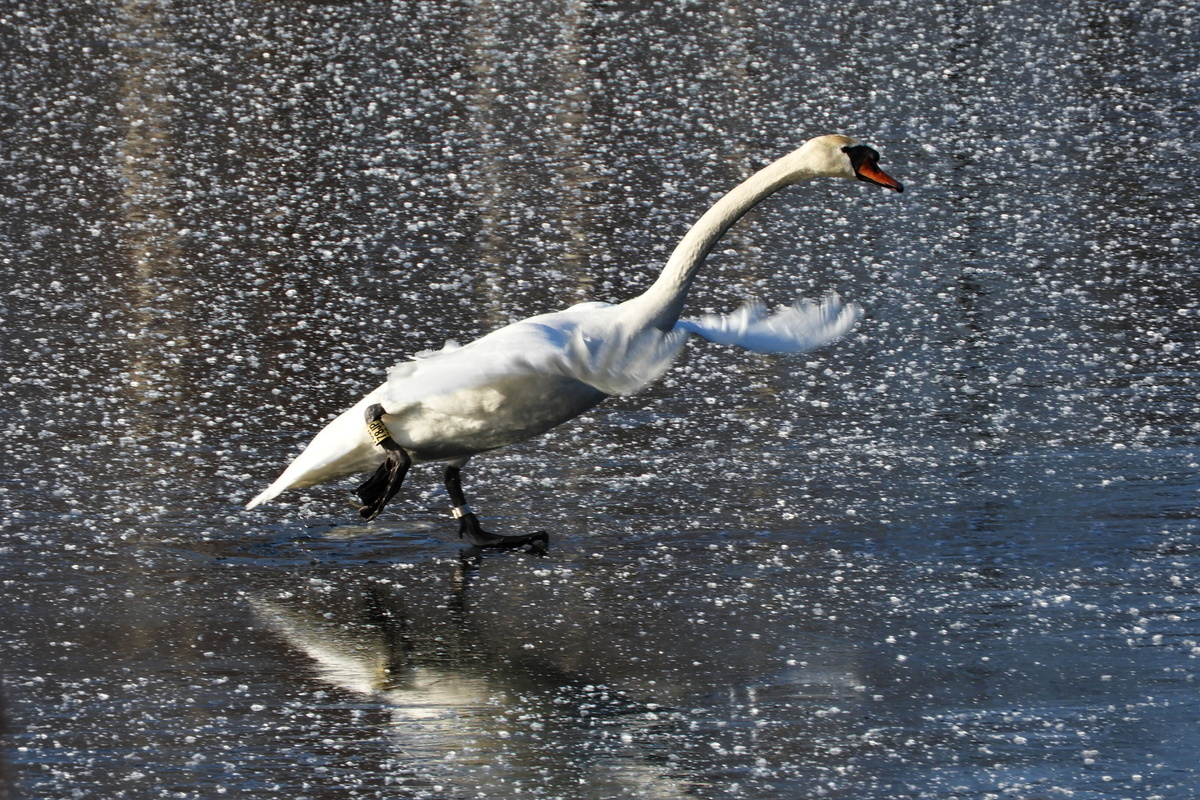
843, 144, 904, 192
856, 158, 904, 192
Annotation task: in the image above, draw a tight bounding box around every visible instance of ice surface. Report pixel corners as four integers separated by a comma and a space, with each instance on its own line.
2, 0, 1199, 798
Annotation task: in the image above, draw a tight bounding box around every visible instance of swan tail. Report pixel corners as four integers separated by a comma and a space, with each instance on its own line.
678, 294, 862, 354
245, 399, 386, 511
245, 483, 284, 510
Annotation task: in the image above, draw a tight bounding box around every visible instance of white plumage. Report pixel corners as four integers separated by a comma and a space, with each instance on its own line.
247, 134, 902, 545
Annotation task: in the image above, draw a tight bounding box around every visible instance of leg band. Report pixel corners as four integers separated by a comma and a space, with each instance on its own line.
366, 418, 392, 446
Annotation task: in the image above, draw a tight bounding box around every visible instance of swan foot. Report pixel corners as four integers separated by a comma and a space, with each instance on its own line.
356, 403, 411, 521
445, 464, 548, 552
457, 513, 549, 552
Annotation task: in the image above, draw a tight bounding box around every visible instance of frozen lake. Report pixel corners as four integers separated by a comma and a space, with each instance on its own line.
3, 0, 1199, 798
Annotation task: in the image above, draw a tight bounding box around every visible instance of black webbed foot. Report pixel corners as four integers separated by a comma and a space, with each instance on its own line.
457, 512, 549, 552
444, 464, 547, 552
356, 403, 411, 521
355, 450, 410, 521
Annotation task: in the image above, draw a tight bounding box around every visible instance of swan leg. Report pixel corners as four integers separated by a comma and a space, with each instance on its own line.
444, 465, 548, 552
355, 403, 412, 521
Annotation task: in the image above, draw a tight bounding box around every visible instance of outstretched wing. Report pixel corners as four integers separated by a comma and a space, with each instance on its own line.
677, 295, 862, 354
384, 306, 690, 403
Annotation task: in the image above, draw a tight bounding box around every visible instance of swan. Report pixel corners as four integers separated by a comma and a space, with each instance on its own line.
247, 134, 903, 549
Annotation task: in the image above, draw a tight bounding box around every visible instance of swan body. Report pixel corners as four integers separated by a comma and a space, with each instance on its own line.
247, 135, 902, 544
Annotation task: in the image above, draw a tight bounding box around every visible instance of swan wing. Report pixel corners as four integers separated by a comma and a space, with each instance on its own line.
677, 295, 862, 354
565, 324, 689, 396
388, 309, 688, 401
380, 318, 589, 410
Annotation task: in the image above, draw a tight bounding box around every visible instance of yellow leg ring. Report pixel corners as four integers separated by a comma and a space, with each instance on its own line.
366, 418, 392, 446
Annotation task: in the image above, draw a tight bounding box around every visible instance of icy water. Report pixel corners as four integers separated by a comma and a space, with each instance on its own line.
3, 1, 1199, 798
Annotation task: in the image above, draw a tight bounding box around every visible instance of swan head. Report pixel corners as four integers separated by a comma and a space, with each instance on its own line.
794, 134, 904, 192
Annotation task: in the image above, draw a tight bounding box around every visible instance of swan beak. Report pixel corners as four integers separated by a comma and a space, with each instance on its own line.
856, 160, 904, 192
843, 144, 904, 192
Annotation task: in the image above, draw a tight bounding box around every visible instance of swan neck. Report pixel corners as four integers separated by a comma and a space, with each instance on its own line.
632, 154, 816, 330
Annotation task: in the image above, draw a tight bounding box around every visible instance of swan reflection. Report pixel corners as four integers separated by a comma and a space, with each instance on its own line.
252, 578, 695, 798
248, 538, 877, 798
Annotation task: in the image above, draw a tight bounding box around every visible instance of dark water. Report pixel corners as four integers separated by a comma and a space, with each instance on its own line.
3, 0, 1199, 798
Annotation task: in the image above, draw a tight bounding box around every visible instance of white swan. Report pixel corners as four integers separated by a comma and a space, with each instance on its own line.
247, 134, 902, 548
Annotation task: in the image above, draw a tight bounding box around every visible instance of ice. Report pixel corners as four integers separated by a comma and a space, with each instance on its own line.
3, 0, 1200, 797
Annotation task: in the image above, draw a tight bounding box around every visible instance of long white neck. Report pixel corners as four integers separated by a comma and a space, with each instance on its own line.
620, 148, 823, 331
